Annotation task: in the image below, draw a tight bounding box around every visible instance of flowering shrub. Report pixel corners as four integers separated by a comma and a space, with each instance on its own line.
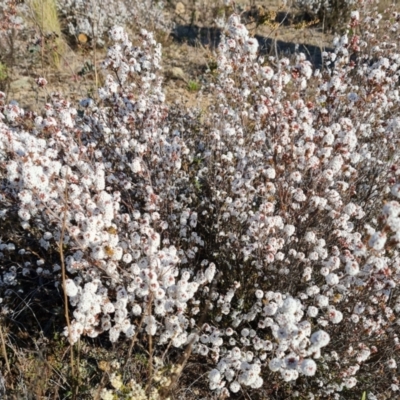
1, 1, 400, 398
0, 0, 28, 59
0, 0, 26, 33
57, 0, 171, 46
295, 0, 356, 29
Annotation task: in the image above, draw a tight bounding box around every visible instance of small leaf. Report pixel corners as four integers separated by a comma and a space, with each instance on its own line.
361, 391, 367, 400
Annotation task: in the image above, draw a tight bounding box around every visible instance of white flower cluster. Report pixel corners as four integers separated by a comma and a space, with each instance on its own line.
0, 0, 28, 66
1, 4, 400, 398
0, 28, 212, 348
0, 0, 26, 31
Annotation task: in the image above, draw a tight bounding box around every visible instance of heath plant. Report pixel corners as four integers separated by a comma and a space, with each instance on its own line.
57, 0, 171, 47
0, 1, 400, 399
295, 0, 357, 30
0, 0, 29, 96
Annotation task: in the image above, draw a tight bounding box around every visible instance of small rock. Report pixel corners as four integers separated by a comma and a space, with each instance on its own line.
165, 67, 188, 82
175, 2, 185, 16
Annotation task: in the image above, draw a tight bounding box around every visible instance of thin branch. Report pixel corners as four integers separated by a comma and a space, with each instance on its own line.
58, 180, 77, 398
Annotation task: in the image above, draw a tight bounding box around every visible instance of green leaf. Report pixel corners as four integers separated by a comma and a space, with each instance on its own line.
361, 391, 367, 400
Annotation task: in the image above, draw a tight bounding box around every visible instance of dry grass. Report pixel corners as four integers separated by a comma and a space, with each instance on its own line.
28, 0, 66, 69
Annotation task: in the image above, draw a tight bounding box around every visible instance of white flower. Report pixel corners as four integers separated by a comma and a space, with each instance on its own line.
209, 368, 221, 383
345, 260, 359, 276
351, 10, 360, 20
144, 315, 157, 335
18, 190, 32, 204
369, 232, 387, 251
251, 376, 263, 388
245, 38, 258, 56
320, 267, 329, 277
351, 314, 359, 323
300, 359, 317, 376
204, 263, 216, 282
261, 66, 274, 80
241, 328, 250, 337
265, 167, 276, 179
110, 373, 123, 389
280, 297, 298, 314
307, 306, 319, 318
100, 389, 114, 400
65, 279, 79, 297
327, 307, 343, 324
325, 273, 339, 285
348, 92, 359, 102
343, 377, 357, 389
18, 208, 31, 221
281, 369, 296, 382
269, 358, 282, 372
316, 295, 329, 308
284, 224, 296, 236
225, 328, 234, 336
304, 231, 316, 243
229, 381, 241, 393
122, 253, 132, 264
102, 302, 115, 314
310, 330, 330, 347
263, 302, 278, 316
109, 26, 125, 41
354, 303, 365, 314
391, 183, 400, 198
132, 303, 142, 316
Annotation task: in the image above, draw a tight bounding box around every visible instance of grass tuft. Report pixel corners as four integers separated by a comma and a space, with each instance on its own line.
28, 0, 65, 69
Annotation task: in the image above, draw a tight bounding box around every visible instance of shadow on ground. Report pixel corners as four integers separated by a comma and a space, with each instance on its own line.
172, 24, 333, 68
